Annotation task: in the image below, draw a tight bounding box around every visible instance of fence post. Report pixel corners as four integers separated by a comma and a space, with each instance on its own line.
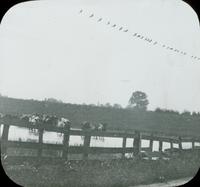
133, 130, 141, 158
192, 140, 195, 150
148, 134, 154, 160
1, 124, 10, 155
158, 140, 163, 152
158, 140, 163, 159
83, 130, 91, 160
38, 125, 44, 158
122, 136, 127, 159
170, 140, 173, 149
178, 137, 182, 151
62, 125, 70, 160
149, 134, 154, 152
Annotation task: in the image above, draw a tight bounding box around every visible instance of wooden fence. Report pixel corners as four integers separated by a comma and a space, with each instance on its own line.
1, 118, 200, 161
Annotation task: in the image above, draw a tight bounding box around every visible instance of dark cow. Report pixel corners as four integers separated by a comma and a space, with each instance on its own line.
81, 121, 94, 131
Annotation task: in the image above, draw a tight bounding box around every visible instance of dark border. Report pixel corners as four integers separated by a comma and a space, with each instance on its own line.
0, 0, 36, 23
184, 169, 200, 186
0, 159, 22, 187
0, 0, 199, 24
183, 0, 200, 24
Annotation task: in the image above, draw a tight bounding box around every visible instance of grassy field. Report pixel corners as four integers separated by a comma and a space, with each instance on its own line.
0, 96, 200, 137
1, 96, 200, 186
2, 150, 200, 187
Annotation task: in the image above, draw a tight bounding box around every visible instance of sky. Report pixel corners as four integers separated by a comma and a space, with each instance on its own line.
0, 0, 200, 112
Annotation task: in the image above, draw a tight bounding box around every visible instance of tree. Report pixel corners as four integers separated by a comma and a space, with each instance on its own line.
181, 110, 191, 116
44, 98, 63, 103
128, 91, 149, 110
113, 103, 122, 109
89, 104, 96, 107
155, 108, 179, 115
105, 102, 112, 108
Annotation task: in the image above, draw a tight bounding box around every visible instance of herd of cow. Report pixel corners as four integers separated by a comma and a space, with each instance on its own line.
0, 113, 108, 138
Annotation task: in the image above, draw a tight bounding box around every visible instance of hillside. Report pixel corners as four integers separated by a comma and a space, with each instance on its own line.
0, 96, 200, 137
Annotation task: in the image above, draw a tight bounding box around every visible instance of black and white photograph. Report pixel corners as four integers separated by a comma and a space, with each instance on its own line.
0, 0, 200, 186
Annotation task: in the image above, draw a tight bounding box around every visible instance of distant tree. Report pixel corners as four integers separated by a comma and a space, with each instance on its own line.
128, 91, 149, 110
191, 111, 200, 117
155, 107, 163, 112
105, 102, 112, 108
166, 109, 179, 114
113, 103, 122, 109
89, 104, 96, 107
155, 108, 179, 114
192, 111, 198, 116
44, 98, 63, 103
181, 110, 191, 116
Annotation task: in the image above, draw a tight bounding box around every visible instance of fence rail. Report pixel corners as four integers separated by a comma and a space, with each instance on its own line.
1, 118, 200, 161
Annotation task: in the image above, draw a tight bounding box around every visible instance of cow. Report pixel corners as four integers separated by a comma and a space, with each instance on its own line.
95, 123, 107, 141
56, 117, 71, 137
42, 115, 58, 126
20, 114, 32, 122
81, 122, 108, 141
21, 114, 41, 136
81, 121, 94, 131
97, 123, 107, 132
81, 121, 94, 140
25, 114, 71, 137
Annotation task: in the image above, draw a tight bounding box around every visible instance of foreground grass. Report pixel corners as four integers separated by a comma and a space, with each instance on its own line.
2, 151, 200, 187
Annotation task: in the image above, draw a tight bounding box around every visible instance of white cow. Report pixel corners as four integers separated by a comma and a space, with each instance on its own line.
29, 115, 40, 124
92, 123, 107, 141
0, 113, 4, 119
20, 114, 41, 135
57, 117, 70, 128
20, 114, 40, 124
97, 123, 107, 131
56, 117, 71, 137
96, 123, 107, 141
20, 114, 31, 120
20, 114, 71, 137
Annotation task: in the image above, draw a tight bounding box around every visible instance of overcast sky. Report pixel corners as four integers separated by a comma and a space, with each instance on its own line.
0, 0, 200, 112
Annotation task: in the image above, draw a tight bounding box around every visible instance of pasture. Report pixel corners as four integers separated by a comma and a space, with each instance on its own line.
2, 152, 200, 187
0, 96, 200, 137
1, 114, 200, 186
1, 96, 200, 186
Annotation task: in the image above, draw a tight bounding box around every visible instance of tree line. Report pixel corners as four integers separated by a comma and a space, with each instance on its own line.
1, 91, 200, 116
